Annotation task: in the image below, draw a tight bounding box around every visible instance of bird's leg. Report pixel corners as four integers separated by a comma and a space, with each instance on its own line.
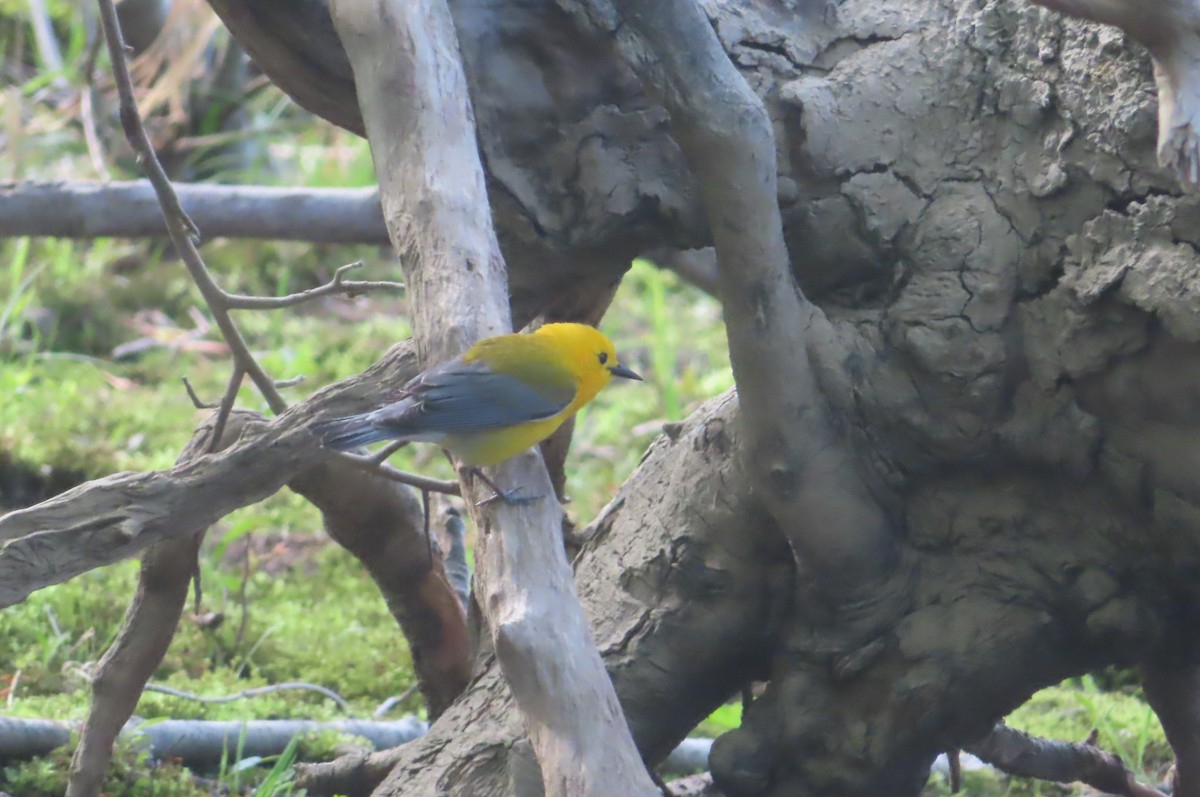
464, 466, 541, 507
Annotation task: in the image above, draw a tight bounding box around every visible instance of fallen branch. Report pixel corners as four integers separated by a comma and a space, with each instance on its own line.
965, 723, 1169, 797
0, 180, 389, 243
2, 715, 715, 775
2, 717, 427, 767
1141, 663, 1200, 797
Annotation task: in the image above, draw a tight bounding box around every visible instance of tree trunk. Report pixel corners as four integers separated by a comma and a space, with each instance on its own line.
25, 0, 1200, 793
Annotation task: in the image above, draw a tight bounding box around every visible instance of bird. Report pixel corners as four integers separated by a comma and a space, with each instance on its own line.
311, 323, 642, 500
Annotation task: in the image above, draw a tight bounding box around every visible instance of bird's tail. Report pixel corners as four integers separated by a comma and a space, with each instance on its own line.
310, 414, 393, 451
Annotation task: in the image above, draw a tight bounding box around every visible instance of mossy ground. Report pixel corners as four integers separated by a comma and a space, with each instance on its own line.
0, 6, 1174, 795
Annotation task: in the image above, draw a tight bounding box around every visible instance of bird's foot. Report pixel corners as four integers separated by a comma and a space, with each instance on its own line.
465, 467, 542, 507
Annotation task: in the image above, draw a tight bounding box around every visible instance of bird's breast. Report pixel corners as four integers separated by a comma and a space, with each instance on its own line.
442, 415, 568, 466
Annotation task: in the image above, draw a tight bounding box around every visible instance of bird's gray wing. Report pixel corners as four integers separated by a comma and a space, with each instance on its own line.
366, 359, 575, 436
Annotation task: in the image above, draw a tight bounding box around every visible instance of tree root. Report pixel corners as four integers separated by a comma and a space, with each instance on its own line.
293, 745, 406, 797
1142, 663, 1200, 797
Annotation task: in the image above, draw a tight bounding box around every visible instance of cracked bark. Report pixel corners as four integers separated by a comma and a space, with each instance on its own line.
12, 0, 1200, 794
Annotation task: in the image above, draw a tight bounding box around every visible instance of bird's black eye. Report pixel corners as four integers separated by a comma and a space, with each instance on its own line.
598, 352, 609, 365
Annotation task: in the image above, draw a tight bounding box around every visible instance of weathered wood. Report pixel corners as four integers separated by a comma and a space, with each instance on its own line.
2, 717, 428, 764
327, 1, 658, 795
299, 391, 785, 797
1030, 0, 1200, 185
67, 532, 202, 797
0, 343, 420, 607
0, 181, 387, 243
572, 0, 896, 606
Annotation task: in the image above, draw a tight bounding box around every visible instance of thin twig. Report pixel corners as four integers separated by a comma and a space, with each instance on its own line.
223, 262, 404, 310
181, 376, 215, 410
274, 375, 306, 388
192, 558, 202, 615
5, 669, 20, 710
207, 366, 245, 454
423, 488, 432, 566
234, 544, 251, 664
26, 0, 65, 83
368, 439, 409, 466
335, 452, 462, 496
372, 683, 420, 718
80, 25, 110, 180
144, 681, 350, 713
96, 0, 287, 414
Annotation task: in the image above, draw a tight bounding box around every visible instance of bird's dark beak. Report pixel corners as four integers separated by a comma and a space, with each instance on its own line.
608, 364, 643, 381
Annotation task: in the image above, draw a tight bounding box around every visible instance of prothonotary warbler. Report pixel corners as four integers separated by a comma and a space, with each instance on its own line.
311, 323, 642, 496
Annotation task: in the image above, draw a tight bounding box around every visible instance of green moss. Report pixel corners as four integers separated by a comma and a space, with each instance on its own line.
1, 735, 203, 797
294, 728, 372, 762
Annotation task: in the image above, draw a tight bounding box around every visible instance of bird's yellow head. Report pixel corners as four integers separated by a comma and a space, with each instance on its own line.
532, 323, 642, 391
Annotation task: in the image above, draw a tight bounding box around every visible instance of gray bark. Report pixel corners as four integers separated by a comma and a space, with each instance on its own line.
3, 716, 713, 775
293, 391, 787, 797
9, 0, 1200, 795
6, 717, 427, 766
279, 1, 1200, 794
0, 181, 387, 244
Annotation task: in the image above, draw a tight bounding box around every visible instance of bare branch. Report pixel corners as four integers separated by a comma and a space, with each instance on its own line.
79, 29, 111, 180
14, 716, 430, 769
0, 180, 387, 243
222, 262, 405, 310
335, 453, 461, 497
372, 684, 420, 719
966, 724, 1168, 797
96, 0, 287, 415
143, 681, 349, 712
366, 439, 409, 466
0, 340, 420, 606
180, 376, 214, 410
206, 366, 244, 454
